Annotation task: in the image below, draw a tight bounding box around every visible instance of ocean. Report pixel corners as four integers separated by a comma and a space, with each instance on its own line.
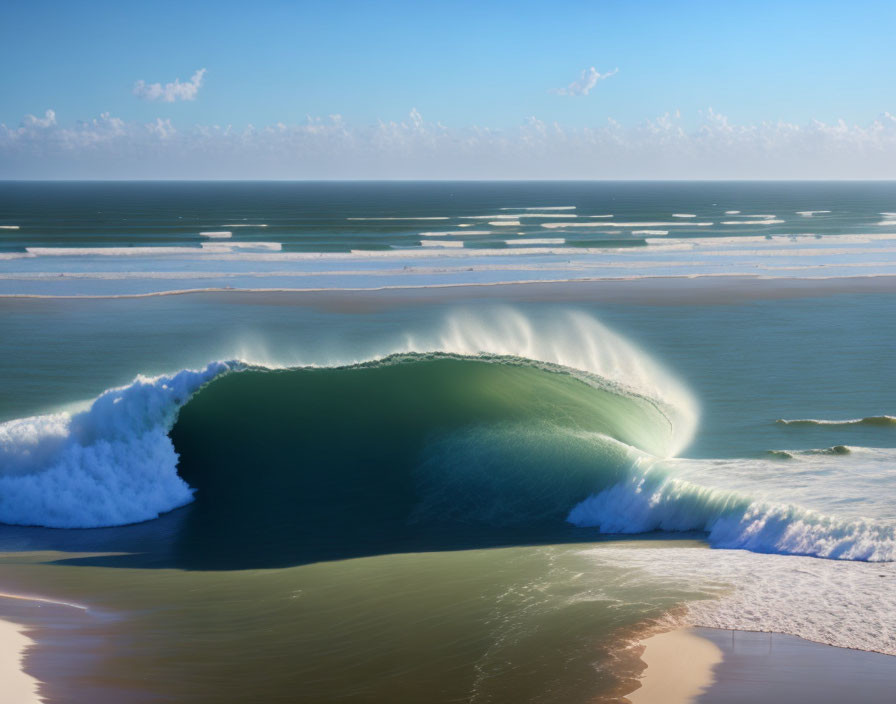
4, 180, 896, 295
1, 181, 895, 702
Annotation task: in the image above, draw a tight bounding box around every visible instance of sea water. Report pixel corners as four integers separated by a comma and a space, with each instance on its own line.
3, 181, 896, 295
0, 182, 895, 702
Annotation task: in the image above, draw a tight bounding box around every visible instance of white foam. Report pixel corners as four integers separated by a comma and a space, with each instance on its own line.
199, 231, 232, 238
420, 240, 464, 248
631, 230, 668, 236
796, 211, 831, 216
26, 246, 211, 256
199, 242, 282, 251
504, 238, 565, 245
489, 220, 522, 226
499, 206, 576, 211
724, 211, 741, 215
721, 220, 785, 225
221, 224, 269, 227
584, 544, 896, 655
420, 231, 491, 237
542, 222, 714, 229
568, 450, 896, 562
0, 362, 234, 528
25, 242, 283, 257
0, 225, 20, 230
671, 214, 696, 218
461, 215, 518, 220
776, 416, 895, 427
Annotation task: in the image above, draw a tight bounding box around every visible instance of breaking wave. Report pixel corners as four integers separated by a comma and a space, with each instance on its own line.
0, 311, 694, 532
1, 307, 892, 564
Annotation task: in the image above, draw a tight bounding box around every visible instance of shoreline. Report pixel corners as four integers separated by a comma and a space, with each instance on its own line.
0, 590, 96, 704
0, 615, 42, 704
626, 626, 896, 704
3, 272, 896, 305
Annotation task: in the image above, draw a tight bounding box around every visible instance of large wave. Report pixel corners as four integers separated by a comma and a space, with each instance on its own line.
1, 308, 892, 564
0, 311, 693, 533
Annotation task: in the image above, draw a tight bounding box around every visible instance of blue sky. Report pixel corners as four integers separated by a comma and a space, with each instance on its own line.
3, 0, 896, 178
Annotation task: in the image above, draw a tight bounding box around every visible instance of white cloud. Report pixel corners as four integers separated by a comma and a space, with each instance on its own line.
133, 68, 206, 102
23, 109, 56, 128
555, 67, 618, 96
6, 107, 896, 179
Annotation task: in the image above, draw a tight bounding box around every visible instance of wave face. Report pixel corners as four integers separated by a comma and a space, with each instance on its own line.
0, 311, 694, 547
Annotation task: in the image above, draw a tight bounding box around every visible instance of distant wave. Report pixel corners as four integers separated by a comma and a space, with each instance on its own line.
776, 416, 896, 427
766, 445, 853, 459
499, 206, 576, 211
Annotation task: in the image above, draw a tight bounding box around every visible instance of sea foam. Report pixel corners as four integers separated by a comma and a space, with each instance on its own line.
0, 363, 235, 527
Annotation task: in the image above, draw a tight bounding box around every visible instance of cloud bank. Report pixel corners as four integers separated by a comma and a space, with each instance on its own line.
555, 67, 618, 96
133, 69, 206, 102
5, 108, 896, 179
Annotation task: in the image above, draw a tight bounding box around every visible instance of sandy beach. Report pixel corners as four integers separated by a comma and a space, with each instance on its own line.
0, 585, 102, 704
0, 615, 41, 704
627, 627, 896, 704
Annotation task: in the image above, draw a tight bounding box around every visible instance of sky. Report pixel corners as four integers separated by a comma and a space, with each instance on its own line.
2, 0, 896, 179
